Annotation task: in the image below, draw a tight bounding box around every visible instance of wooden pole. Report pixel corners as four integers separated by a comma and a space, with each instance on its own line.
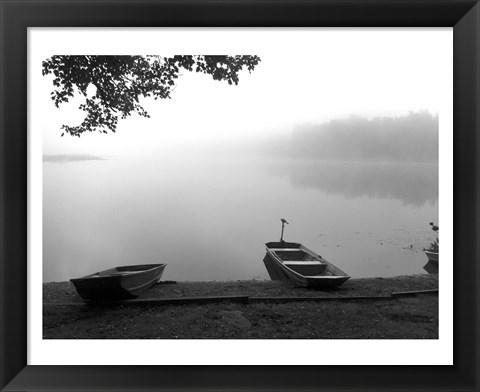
280, 219, 289, 242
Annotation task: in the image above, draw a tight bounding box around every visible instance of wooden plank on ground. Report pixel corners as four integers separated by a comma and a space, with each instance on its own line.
391, 289, 439, 297
44, 295, 250, 307
249, 295, 392, 303
43, 290, 438, 307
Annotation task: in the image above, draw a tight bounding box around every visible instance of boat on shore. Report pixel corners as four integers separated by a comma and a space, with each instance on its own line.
70, 264, 166, 301
424, 250, 439, 264
263, 241, 350, 288
423, 260, 438, 274
423, 222, 439, 265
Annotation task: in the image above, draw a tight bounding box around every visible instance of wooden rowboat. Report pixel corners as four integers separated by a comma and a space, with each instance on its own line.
70, 264, 166, 301
263, 241, 350, 288
423, 260, 438, 274
424, 250, 439, 264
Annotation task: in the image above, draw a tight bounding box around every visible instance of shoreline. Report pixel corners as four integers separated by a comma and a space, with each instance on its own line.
44, 274, 438, 303
43, 274, 438, 339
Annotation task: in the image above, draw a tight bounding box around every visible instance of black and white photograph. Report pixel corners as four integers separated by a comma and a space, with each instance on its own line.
29, 28, 452, 365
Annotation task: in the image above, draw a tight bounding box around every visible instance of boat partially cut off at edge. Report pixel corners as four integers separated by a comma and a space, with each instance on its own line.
70, 264, 167, 301
424, 250, 439, 264
263, 241, 350, 288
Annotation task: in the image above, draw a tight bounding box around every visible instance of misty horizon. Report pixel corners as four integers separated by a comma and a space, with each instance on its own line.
43, 111, 439, 165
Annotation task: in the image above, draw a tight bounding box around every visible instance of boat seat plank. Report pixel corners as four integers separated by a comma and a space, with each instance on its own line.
283, 261, 324, 265
270, 248, 304, 251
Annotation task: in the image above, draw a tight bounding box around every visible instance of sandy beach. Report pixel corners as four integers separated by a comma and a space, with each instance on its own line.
43, 274, 438, 339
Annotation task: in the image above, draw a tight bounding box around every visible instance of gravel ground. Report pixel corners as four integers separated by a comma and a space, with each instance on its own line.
43, 275, 438, 339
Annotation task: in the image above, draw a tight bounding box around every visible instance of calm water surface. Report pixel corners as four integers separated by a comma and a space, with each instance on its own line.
43, 154, 438, 282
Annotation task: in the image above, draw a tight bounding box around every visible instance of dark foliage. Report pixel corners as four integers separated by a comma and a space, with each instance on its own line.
42, 55, 261, 136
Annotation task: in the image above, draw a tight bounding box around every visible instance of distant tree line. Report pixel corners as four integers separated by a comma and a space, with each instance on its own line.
274, 112, 438, 162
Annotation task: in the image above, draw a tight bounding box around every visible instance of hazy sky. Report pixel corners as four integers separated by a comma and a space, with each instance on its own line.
33, 28, 452, 157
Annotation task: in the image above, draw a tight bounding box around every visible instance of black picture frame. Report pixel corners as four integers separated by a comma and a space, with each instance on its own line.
1, 1, 478, 391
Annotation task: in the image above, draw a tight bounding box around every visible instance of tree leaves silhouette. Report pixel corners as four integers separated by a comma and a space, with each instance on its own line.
42, 55, 261, 136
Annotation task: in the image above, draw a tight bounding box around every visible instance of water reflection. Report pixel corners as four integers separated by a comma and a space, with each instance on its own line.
43, 155, 438, 282
267, 160, 438, 207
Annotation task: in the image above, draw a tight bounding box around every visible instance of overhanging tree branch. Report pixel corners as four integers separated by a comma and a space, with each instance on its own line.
42, 55, 261, 136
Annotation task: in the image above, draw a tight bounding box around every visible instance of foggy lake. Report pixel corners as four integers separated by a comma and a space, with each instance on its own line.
43, 152, 438, 283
